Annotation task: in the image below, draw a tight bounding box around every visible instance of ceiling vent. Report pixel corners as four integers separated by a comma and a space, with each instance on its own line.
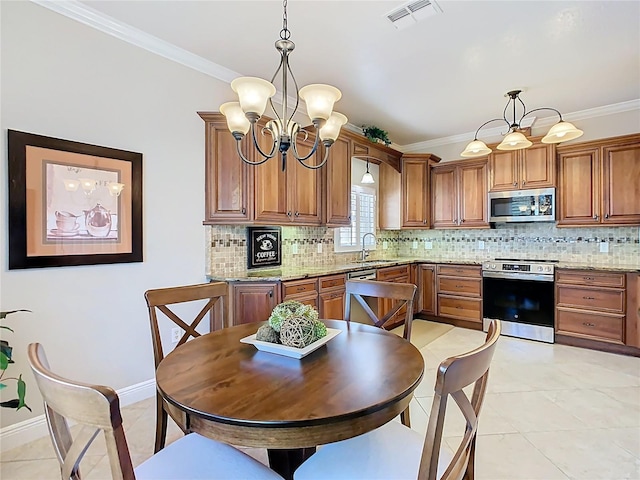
385, 0, 443, 30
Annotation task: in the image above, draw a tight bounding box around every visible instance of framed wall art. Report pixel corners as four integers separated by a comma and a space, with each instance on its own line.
7, 130, 143, 269
247, 226, 281, 269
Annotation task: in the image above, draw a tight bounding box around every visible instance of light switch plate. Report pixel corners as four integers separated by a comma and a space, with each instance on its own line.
478, 240, 485, 250
317, 243, 322, 253
382, 241, 388, 250
412, 241, 418, 249
599, 242, 609, 253
292, 243, 299, 254
425, 241, 433, 250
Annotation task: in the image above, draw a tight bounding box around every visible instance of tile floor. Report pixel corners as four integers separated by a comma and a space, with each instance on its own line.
1, 320, 639, 479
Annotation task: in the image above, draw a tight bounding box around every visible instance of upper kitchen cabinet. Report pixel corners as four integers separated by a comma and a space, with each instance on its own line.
323, 136, 352, 227
557, 133, 640, 226
431, 159, 489, 229
401, 154, 441, 228
200, 112, 253, 224
254, 130, 323, 225
350, 138, 402, 171
488, 140, 555, 192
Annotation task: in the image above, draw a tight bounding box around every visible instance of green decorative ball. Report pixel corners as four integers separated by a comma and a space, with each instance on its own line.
313, 320, 327, 341
256, 324, 280, 344
269, 300, 319, 332
280, 315, 316, 348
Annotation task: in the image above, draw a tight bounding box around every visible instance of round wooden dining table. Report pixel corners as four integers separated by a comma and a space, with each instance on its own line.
155, 319, 424, 479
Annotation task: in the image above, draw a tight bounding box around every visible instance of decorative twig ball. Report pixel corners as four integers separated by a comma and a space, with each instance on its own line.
269, 300, 318, 332
280, 315, 316, 348
256, 324, 280, 343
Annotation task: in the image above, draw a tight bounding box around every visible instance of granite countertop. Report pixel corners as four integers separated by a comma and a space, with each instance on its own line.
208, 257, 640, 282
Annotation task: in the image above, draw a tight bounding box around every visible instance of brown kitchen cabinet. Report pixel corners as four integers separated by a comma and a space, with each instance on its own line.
323, 136, 352, 227
229, 282, 280, 326
281, 278, 319, 309
556, 269, 626, 345
199, 112, 253, 224
557, 133, 640, 226
488, 141, 555, 192
417, 264, 437, 316
436, 264, 482, 325
401, 154, 440, 228
431, 159, 489, 228
376, 264, 412, 329
318, 274, 347, 320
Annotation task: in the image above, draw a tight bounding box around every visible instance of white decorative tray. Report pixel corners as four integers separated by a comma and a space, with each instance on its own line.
240, 328, 341, 359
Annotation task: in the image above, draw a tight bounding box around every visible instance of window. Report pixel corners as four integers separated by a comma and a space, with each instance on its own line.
334, 185, 377, 252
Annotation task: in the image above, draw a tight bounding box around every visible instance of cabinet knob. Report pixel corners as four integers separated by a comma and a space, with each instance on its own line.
287, 211, 292, 217
269, 290, 273, 298
241, 207, 246, 215
423, 219, 427, 224
582, 322, 596, 327
513, 181, 518, 186
605, 213, 609, 219
593, 214, 598, 220
295, 211, 300, 217
582, 296, 596, 300
522, 180, 526, 185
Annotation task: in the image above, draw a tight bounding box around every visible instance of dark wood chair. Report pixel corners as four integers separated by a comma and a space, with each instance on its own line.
294, 320, 502, 480
27, 343, 283, 480
344, 278, 417, 426
144, 281, 228, 452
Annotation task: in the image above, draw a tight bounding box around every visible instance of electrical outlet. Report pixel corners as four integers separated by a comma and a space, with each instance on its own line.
412, 241, 418, 249
171, 327, 181, 343
599, 242, 609, 253
382, 241, 388, 250
478, 240, 485, 250
425, 241, 433, 250
317, 242, 322, 253
292, 243, 299, 254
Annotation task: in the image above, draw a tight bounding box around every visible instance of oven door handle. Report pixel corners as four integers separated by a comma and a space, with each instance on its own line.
482, 271, 554, 282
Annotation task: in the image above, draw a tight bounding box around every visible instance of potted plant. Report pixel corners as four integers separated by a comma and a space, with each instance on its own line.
1, 309, 31, 412
362, 125, 391, 146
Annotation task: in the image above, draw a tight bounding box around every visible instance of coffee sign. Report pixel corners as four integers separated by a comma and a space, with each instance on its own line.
247, 227, 282, 269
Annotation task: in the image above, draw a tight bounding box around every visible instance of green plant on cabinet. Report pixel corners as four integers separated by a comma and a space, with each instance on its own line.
362, 125, 391, 146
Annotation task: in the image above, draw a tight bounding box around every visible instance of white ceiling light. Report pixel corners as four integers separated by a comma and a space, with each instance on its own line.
361, 159, 375, 184
385, 0, 443, 30
461, 89, 584, 158
220, 0, 347, 172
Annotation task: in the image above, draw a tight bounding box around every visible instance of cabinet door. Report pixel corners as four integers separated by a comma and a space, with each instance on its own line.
488, 151, 518, 192
319, 289, 345, 320
602, 141, 640, 225
557, 147, 600, 226
520, 143, 555, 189
431, 166, 458, 228
324, 136, 351, 227
418, 264, 436, 316
291, 136, 322, 225
254, 132, 290, 223
458, 161, 488, 227
200, 114, 252, 223
402, 159, 430, 227
230, 282, 279, 325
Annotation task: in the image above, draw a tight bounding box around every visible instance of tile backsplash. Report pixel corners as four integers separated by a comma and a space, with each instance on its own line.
206, 224, 640, 276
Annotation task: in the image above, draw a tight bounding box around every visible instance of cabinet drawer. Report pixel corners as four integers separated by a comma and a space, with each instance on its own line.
377, 265, 411, 281
556, 270, 625, 288
319, 274, 346, 291
556, 308, 624, 344
556, 285, 625, 313
282, 279, 318, 298
437, 265, 481, 278
437, 295, 482, 322
437, 276, 481, 297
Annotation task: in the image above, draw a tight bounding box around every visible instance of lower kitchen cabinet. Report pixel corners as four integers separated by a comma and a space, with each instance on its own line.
417, 264, 436, 316
318, 274, 347, 320
556, 269, 626, 345
435, 264, 482, 325
282, 278, 319, 309
229, 282, 280, 326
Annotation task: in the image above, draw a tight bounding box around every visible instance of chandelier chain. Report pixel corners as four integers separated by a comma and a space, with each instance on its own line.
280, 0, 291, 40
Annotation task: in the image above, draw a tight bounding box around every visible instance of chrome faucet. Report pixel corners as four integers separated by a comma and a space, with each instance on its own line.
361, 233, 377, 261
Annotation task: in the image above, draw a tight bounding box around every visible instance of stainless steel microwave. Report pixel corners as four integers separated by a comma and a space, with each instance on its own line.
488, 187, 555, 223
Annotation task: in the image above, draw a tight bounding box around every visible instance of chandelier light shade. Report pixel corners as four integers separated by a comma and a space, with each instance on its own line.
220, 0, 346, 171
460, 89, 583, 158
361, 159, 375, 184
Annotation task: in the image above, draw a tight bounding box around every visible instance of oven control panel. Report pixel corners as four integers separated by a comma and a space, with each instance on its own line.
483, 261, 555, 275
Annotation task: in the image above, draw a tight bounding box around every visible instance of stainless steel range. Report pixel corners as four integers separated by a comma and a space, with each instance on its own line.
482, 258, 556, 343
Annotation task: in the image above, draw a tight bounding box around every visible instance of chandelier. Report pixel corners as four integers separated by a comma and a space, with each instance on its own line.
460, 89, 584, 158
220, 0, 347, 172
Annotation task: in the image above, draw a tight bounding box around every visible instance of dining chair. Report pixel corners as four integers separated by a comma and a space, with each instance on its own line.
27, 343, 283, 480
144, 281, 228, 452
294, 320, 502, 480
344, 278, 417, 426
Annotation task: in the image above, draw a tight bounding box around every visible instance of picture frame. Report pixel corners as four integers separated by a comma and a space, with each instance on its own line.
247, 226, 282, 269
7, 130, 143, 269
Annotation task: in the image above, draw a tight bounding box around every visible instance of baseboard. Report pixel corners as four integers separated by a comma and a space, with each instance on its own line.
0, 378, 156, 453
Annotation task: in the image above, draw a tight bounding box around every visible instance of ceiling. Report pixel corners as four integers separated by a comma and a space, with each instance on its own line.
69, 0, 639, 148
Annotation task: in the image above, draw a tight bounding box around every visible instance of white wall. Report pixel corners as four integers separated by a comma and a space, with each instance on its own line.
0, 2, 231, 431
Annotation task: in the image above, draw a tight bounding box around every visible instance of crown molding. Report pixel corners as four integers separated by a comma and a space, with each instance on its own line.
401, 99, 640, 153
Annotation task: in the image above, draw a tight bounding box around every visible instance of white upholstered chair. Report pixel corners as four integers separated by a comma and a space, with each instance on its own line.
294, 320, 501, 480
28, 342, 283, 480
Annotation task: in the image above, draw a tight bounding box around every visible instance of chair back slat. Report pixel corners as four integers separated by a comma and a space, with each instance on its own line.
418, 320, 501, 480
28, 343, 135, 480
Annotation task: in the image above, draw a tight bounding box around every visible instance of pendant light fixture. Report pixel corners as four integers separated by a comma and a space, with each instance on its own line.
461, 90, 583, 158
361, 159, 375, 184
220, 0, 347, 172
